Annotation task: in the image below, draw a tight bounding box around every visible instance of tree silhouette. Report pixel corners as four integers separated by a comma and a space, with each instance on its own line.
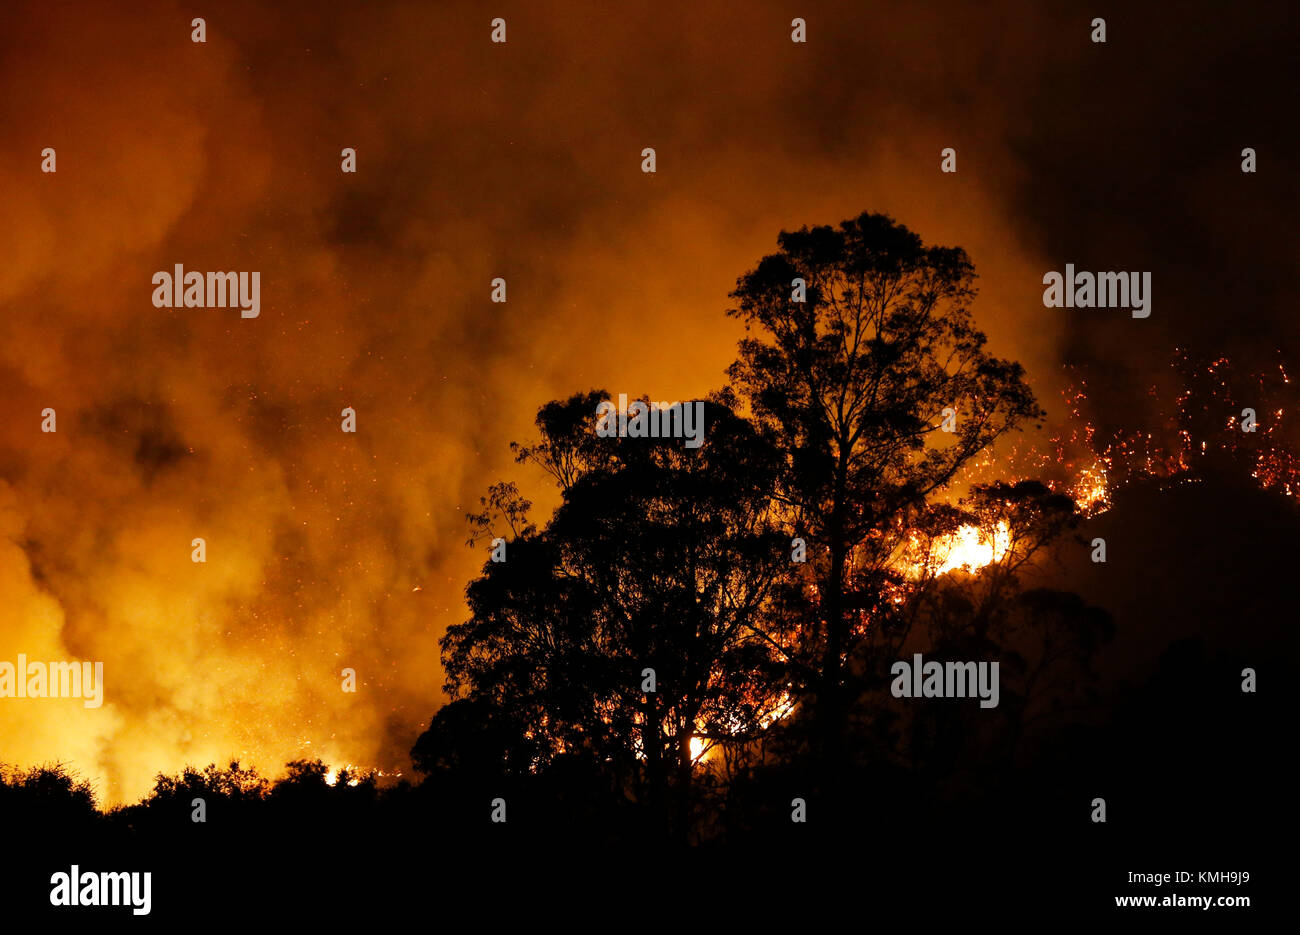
725, 212, 1042, 789
0, 763, 99, 839
432, 392, 790, 841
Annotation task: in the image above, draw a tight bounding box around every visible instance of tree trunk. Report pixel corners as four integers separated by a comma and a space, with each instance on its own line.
819, 540, 847, 804
642, 693, 671, 843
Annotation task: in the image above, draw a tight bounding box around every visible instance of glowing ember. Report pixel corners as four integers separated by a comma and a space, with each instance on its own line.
1069, 464, 1112, 516
1057, 351, 1300, 503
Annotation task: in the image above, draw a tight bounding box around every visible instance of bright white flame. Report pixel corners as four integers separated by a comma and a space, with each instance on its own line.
324, 764, 362, 787
927, 520, 1012, 575
689, 737, 707, 762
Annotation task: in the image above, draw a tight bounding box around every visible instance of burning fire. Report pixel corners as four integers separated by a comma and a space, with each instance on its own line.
898, 518, 1013, 582
1069, 464, 1111, 515
676, 352, 1300, 771
1057, 351, 1300, 503
957, 352, 1300, 529
322, 763, 387, 787
928, 520, 1013, 575
688, 690, 796, 764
